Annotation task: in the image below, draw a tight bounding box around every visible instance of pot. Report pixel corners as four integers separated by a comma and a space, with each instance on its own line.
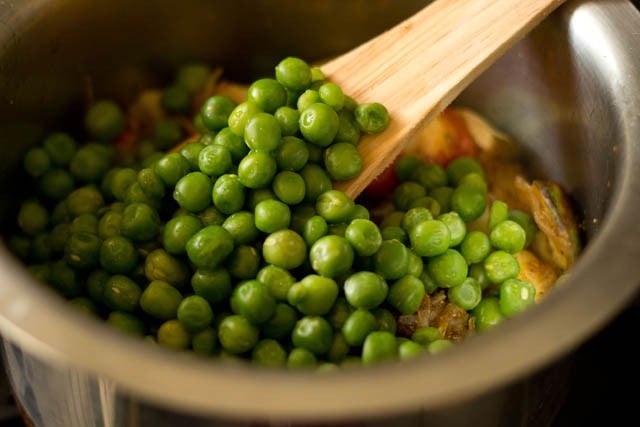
1, 1, 640, 426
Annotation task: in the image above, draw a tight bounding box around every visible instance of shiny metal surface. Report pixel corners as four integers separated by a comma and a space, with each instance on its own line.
1, 0, 640, 426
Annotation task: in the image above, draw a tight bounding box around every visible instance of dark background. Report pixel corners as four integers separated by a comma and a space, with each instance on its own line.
2, 0, 640, 426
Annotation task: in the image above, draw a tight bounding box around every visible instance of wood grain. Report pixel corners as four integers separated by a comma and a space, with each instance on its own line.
325, 0, 566, 198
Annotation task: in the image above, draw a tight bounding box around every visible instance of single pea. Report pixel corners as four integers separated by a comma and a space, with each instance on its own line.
212, 174, 245, 215
252, 339, 287, 368
99, 236, 138, 274
406, 251, 424, 278
411, 326, 442, 345
408, 196, 441, 217
63, 231, 100, 270
176, 62, 211, 94
297, 89, 321, 111
120, 202, 161, 243
344, 271, 388, 310
458, 172, 487, 193
490, 220, 527, 254
140, 280, 183, 320
237, 150, 277, 189
69, 214, 98, 235
274, 106, 300, 136
69, 144, 112, 183
177, 295, 214, 332
387, 275, 426, 315
228, 101, 263, 137
256, 265, 295, 301
227, 245, 261, 280
484, 250, 520, 283
459, 231, 489, 264
17, 200, 48, 236
246, 188, 276, 211
288, 274, 339, 315
341, 309, 377, 346
23, 147, 51, 178
398, 340, 424, 360
303, 215, 329, 247
107, 168, 137, 201
393, 181, 427, 211
429, 186, 454, 213
410, 163, 448, 190
272, 171, 306, 205
508, 210, 537, 248
446, 156, 484, 186
401, 207, 433, 233
300, 164, 332, 203
345, 219, 382, 257
153, 153, 191, 187
192, 327, 217, 356
197, 144, 232, 178
137, 168, 166, 199
38, 169, 75, 200
352, 204, 370, 220
163, 215, 203, 255
48, 259, 81, 297
161, 85, 191, 114
427, 249, 468, 288
488, 200, 510, 230
318, 82, 344, 111
262, 303, 298, 339
438, 212, 466, 247
231, 280, 276, 325
254, 199, 291, 233
499, 278, 536, 317
309, 235, 354, 278
191, 268, 232, 305
427, 339, 453, 354
102, 275, 141, 312
107, 311, 145, 336
198, 206, 226, 226
222, 211, 259, 245
244, 112, 282, 152
275, 136, 309, 172
292, 316, 333, 356
370, 307, 396, 334
316, 190, 356, 224
145, 248, 189, 288
66, 185, 105, 218
275, 57, 312, 91
472, 297, 504, 332
200, 95, 237, 131
362, 331, 397, 365
85, 99, 125, 142
157, 319, 190, 350
335, 110, 361, 144
262, 229, 307, 270
354, 102, 389, 134
247, 78, 287, 113
172, 171, 213, 213
373, 239, 409, 280
469, 262, 491, 290
451, 184, 487, 223
287, 348, 318, 369
43, 132, 78, 167
324, 142, 363, 181
186, 225, 234, 269
409, 219, 450, 257
447, 277, 482, 310
299, 103, 339, 147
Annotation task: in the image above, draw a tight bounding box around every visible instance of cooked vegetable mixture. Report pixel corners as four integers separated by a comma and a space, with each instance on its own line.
5, 57, 580, 369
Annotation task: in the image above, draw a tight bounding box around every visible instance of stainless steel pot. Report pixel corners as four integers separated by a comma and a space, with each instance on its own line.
1, 1, 640, 426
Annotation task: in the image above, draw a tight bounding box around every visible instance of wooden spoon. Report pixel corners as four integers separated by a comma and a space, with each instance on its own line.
325, 0, 565, 199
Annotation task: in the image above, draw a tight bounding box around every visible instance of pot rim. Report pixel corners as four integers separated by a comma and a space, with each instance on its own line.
1, 0, 640, 422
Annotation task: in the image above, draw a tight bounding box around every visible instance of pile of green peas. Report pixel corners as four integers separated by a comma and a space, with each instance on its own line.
7, 56, 538, 370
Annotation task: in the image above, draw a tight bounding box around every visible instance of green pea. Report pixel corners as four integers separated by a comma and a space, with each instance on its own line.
410, 163, 447, 190
85, 99, 125, 142
372, 307, 397, 334
86, 269, 110, 302
316, 190, 356, 224
275, 57, 312, 91
303, 215, 329, 247
42, 132, 77, 167
287, 348, 317, 369
107, 311, 145, 336
163, 215, 203, 255
192, 327, 217, 356
237, 150, 277, 189
254, 199, 291, 233
252, 339, 287, 368
469, 262, 491, 290
65, 231, 100, 270
344, 219, 382, 257
38, 169, 75, 200
161, 85, 191, 114
153, 153, 191, 187
429, 186, 454, 213
120, 202, 161, 243
108, 168, 137, 201
354, 102, 389, 134
297, 89, 321, 111
490, 220, 527, 254
447, 277, 482, 310
393, 181, 427, 211
262, 229, 307, 270
274, 106, 301, 136
257, 265, 296, 301
244, 112, 282, 152
262, 303, 298, 339
489, 200, 509, 230
438, 211, 466, 247
409, 219, 450, 257
200, 95, 237, 131
99, 236, 138, 274
499, 278, 536, 317
69, 144, 112, 183
508, 210, 537, 248
290, 203, 317, 234
176, 62, 211, 94
373, 239, 409, 280
292, 316, 333, 356
472, 297, 504, 332
309, 235, 354, 278
398, 340, 424, 360
49, 259, 81, 297
484, 250, 520, 283
247, 78, 287, 113
335, 110, 361, 144
17, 200, 49, 236
272, 171, 306, 205
299, 103, 339, 147
411, 326, 442, 345
177, 295, 214, 332
157, 319, 190, 350
342, 309, 377, 346
446, 156, 484, 186
427, 339, 453, 354
140, 280, 183, 320
214, 127, 249, 163
228, 101, 263, 137
222, 211, 259, 245
23, 147, 51, 178
288, 274, 338, 315
300, 164, 332, 203
344, 271, 388, 310
327, 332, 350, 364
103, 275, 141, 312
213, 174, 246, 215
275, 136, 309, 172
198, 206, 226, 226
460, 230, 491, 264
427, 249, 468, 288
324, 142, 363, 181
145, 248, 189, 288
186, 225, 234, 269
387, 275, 425, 314
227, 245, 261, 280
231, 280, 276, 325
137, 168, 166, 199
191, 268, 232, 305
362, 331, 397, 365
451, 184, 487, 222
173, 172, 213, 213
66, 185, 105, 218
